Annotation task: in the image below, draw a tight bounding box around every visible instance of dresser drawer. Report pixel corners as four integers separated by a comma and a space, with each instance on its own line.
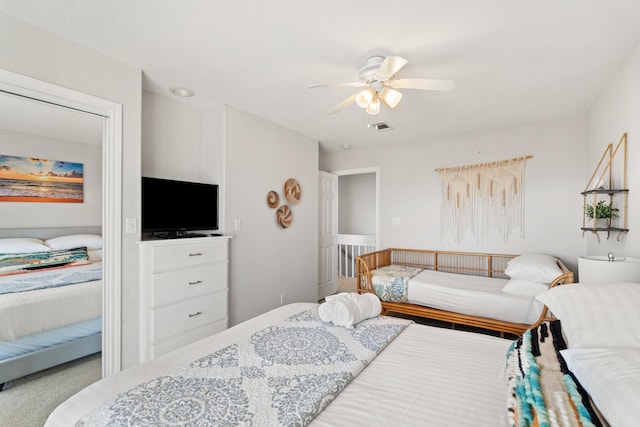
151, 263, 228, 307
139, 237, 230, 363
152, 290, 228, 342
151, 318, 228, 358
150, 240, 227, 271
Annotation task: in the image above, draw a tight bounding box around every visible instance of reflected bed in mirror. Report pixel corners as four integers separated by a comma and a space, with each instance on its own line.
0, 227, 103, 391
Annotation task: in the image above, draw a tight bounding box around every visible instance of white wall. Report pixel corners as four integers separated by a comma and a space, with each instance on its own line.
202, 104, 226, 230
0, 14, 143, 368
142, 90, 226, 233
587, 40, 640, 258
338, 173, 375, 235
321, 116, 586, 273
0, 129, 102, 228
224, 106, 319, 325
141, 95, 319, 327
142, 90, 223, 183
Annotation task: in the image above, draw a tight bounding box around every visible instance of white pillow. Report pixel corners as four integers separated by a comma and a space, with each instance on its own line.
505, 253, 562, 283
502, 279, 549, 296
537, 282, 640, 348
561, 348, 640, 427
45, 234, 102, 250
0, 237, 50, 254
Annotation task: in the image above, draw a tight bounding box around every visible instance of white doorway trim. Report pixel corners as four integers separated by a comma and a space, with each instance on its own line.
318, 171, 338, 300
0, 68, 123, 377
332, 167, 380, 250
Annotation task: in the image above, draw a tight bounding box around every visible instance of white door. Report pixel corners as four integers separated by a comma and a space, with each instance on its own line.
318, 171, 338, 300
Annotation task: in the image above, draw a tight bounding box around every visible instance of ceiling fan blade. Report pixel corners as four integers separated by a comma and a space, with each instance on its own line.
391, 78, 456, 91
308, 81, 366, 89
375, 56, 409, 80
328, 93, 356, 114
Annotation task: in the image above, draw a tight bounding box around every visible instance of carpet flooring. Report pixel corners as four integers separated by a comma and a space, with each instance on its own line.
0, 353, 101, 427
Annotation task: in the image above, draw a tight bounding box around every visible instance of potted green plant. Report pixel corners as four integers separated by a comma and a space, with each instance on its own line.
585, 200, 618, 228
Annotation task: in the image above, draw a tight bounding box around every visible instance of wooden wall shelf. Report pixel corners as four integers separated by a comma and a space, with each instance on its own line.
581, 133, 628, 243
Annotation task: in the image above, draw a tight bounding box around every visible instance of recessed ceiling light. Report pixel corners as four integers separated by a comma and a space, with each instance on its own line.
341, 144, 352, 150
169, 87, 195, 97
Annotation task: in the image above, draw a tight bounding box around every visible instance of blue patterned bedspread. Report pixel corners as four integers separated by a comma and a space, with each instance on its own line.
371, 265, 424, 303
77, 309, 412, 427
0, 262, 102, 295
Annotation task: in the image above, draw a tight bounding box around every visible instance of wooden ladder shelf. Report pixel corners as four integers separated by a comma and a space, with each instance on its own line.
581, 133, 628, 243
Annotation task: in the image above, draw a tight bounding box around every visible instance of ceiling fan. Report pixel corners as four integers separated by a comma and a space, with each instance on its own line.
309, 55, 455, 115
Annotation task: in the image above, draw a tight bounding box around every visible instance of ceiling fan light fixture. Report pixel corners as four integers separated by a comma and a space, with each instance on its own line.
355, 88, 375, 108
365, 96, 380, 115
380, 87, 402, 108
309, 55, 455, 116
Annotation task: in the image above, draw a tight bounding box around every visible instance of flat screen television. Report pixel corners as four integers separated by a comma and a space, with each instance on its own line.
142, 176, 219, 238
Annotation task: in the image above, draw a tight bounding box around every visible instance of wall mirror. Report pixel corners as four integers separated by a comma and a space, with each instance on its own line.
0, 68, 123, 380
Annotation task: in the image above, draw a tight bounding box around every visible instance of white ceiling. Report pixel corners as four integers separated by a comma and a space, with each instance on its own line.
2, 1, 640, 153
0, 92, 103, 144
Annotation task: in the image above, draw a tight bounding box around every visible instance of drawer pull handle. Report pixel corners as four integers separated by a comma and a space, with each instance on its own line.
189, 252, 203, 257
188, 311, 203, 318
188, 280, 203, 285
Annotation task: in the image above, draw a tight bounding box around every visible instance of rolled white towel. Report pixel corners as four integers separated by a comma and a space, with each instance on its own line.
335, 292, 381, 319
332, 299, 357, 328
317, 300, 335, 323
319, 292, 382, 328
359, 292, 382, 318
324, 292, 355, 303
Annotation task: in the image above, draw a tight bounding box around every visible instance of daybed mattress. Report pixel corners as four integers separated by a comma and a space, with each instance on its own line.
46, 302, 512, 427
0, 262, 102, 341
407, 269, 543, 324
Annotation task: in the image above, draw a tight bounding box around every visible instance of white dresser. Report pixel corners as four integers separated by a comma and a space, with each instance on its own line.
139, 236, 230, 362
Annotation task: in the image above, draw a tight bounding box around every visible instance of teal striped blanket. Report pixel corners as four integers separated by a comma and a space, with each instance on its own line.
506, 320, 604, 427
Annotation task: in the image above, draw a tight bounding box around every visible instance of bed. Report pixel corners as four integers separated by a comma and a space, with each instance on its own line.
0, 234, 103, 390
45, 282, 640, 427
356, 248, 574, 335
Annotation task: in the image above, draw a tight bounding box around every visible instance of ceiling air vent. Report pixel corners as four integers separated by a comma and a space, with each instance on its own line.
369, 122, 392, 131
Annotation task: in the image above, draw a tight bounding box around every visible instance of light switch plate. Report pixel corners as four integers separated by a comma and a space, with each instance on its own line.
125, 218, 137, 233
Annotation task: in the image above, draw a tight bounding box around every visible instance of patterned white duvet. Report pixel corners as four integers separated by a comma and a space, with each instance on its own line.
74, 307, 411, 426
47, 303, 513, 427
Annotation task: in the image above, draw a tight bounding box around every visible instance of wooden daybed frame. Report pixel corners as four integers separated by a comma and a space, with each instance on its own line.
356, 248, 574, 336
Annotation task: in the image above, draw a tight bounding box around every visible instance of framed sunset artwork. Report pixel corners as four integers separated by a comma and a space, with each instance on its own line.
0, 154, 84, 203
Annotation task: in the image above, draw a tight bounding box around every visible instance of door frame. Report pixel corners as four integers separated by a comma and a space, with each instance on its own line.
318, 170, 338, 300
332, 167, 380, 251
0, 68, 123, 376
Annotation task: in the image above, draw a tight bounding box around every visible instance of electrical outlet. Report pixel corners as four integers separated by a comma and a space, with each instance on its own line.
392, 217, 401, 225
234, 218, 242, 231
280, 293, 286, 305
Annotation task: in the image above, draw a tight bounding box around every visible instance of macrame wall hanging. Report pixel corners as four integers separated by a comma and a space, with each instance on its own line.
436, 155, 532, 243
